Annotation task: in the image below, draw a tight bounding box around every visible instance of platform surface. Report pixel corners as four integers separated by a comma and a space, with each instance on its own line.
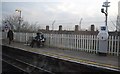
1, 39, 120, 71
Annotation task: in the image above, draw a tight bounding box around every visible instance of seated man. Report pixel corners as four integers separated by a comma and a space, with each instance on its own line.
30, 33, 41, 48
40, 33, 46, 47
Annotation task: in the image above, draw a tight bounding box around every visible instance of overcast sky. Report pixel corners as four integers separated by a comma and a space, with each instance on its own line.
1, 0, 120, 31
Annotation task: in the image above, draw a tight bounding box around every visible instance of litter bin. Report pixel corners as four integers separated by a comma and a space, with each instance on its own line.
97, 26, 109, 56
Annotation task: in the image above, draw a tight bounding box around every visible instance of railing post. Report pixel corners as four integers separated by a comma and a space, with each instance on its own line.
111, 36, 114, 55
25, 33, 27, 44
114, 36, 117, 55
19, 32, 21, 42
117, 36, 120, 56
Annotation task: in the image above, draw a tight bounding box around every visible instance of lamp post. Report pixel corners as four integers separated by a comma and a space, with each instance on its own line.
101, 0, 110, 26
15, 9, 21, 32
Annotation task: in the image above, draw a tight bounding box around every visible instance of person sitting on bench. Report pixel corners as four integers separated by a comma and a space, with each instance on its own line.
30, 32, 41, 48
40, 32, 46, 46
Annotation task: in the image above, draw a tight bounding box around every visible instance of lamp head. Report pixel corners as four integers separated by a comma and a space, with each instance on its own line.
101, 8, 105, 13
15, 9, 21, 12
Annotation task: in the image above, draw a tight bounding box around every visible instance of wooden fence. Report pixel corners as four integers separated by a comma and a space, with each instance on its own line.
2, 32, 120, 56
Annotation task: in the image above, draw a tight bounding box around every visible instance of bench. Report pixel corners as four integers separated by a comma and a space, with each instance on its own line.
28, 37, 46, 48
26, 36, 34, 46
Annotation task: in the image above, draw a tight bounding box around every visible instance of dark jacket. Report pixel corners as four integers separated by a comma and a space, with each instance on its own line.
35, 35, 40, 40
7, 30, 14, 40
41, 34, 44, 39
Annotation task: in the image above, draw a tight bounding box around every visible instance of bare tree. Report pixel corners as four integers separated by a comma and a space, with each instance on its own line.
2, 15, 42, 32
2, 15, 23, 31
20, 21, 30, 32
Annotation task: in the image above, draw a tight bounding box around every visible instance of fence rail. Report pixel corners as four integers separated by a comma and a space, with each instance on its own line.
2, 32, 120, 56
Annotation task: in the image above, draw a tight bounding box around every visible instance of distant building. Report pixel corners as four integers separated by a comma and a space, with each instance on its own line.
116, 1, 120, 31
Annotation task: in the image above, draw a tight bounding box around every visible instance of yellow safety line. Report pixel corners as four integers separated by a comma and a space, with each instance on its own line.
41, 51, 119, 70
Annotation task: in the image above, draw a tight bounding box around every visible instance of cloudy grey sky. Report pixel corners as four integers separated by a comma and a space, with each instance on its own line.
1, 0, 120, 31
